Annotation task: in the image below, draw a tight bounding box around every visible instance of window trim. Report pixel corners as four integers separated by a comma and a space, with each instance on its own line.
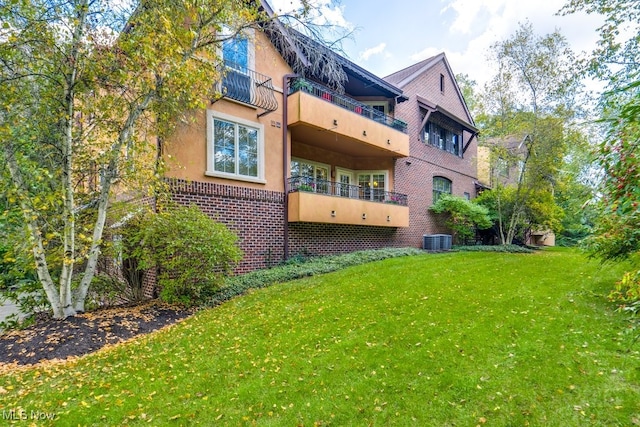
357, 170, 389, 202
205, 110, 265, 184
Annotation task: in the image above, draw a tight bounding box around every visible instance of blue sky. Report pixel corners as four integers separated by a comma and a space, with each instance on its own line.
270, 0, 604, 89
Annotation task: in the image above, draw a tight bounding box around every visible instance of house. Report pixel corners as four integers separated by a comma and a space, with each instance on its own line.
477, 134, 529, 189
162, 3, 412, 272
384, 54, 480, 247
160, 3, 483, 271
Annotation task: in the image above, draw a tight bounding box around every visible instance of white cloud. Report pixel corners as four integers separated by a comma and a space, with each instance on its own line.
359, 43, 387, 61
268, 0, 352, 30
434, 0, 604, 87
441, 0, 507, 35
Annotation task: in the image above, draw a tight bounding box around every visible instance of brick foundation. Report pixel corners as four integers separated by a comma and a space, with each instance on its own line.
288, 222, 402, 257
168, 178, 285, 273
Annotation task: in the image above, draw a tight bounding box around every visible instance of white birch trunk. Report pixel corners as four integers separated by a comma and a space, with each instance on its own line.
58, 1, 89, 317
1, 143, 73, 318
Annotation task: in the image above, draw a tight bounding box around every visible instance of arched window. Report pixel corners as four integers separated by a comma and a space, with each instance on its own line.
433, 176, 452, 202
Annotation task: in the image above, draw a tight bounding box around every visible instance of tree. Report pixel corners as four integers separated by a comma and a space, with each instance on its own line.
0, 0, 267, 319
562, 0, 640, 312
429, 195, 492, 244
562, 0, 640, 260
476, 22, 579, 244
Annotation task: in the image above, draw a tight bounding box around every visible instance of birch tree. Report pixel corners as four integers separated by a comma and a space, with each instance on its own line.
0, 0, 265, 319
477, 22, 578, 244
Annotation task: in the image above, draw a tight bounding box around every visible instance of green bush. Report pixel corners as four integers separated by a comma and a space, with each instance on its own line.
132, 205, 242, 306
430, 195, 492, 244
204, 247, 424, 308
453, 244, 535, 254
608, 269, 640, 316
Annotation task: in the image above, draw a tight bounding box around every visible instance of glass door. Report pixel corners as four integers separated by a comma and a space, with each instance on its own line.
336, 169, 354, 198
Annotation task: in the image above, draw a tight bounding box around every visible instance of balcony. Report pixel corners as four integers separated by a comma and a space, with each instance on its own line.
217, 61, 278, 113
287, 79, 410, 158
287, 177, 409, 227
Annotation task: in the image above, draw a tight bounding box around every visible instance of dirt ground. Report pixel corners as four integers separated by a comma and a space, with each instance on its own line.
0, 301, 193, 366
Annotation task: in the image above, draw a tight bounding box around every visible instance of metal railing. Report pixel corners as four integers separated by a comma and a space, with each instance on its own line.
218, 61, 278, 112
288, 78, 408, 133
288, 176, 408, 206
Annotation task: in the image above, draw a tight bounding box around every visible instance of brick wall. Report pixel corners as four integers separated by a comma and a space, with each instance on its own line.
389, 59, 479, 248
167, 178, 407, 271
288, 222, 401, 257
168, 178, 286, 273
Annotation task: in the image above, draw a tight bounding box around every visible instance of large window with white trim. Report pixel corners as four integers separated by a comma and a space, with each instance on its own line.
358, 172, 387, 202
206, 111, 264, 182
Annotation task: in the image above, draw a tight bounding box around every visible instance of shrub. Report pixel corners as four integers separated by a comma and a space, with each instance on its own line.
453, 244, 536, 254
132, 205, 242, 306
430, 195, 492, 243
608, 269, 640, 316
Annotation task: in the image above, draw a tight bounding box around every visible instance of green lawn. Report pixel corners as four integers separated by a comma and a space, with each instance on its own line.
1, 248, 639, 426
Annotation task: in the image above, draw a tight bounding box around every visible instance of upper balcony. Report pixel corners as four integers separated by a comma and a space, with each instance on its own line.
287, 176, 409, 227
287, 79, 410, 158
217, 61, 278, 114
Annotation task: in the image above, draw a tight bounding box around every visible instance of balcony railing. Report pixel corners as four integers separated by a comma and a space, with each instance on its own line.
218, 61, 278, 113
288, 78, 408, 133
288, 176, 408, 206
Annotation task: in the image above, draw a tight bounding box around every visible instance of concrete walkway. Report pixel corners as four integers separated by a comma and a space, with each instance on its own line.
0, 298, 26, 323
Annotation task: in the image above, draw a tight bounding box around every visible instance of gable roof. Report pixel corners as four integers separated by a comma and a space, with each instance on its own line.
384, 52, 475, 126
384, 53, 442, 87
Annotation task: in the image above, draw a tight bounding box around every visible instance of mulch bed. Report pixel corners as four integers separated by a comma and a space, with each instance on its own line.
0, 302, 194, 366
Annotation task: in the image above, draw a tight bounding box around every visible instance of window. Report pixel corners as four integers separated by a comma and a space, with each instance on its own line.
423, 121, 462, 156
221, 32, 254, 104
290, 158, 330, 194
206, 111, 264, 182
362, 102, 389, 124
358, 172, 387, 202
433, 176, 452, 202
222, 36, 248, 70
496, 157, 510, 178
440, 74, 445, 93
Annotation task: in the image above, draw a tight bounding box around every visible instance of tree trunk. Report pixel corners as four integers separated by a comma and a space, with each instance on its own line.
1, 142, 76, 319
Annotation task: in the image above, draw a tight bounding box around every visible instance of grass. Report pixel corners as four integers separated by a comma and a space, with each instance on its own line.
1, 248, 639, 426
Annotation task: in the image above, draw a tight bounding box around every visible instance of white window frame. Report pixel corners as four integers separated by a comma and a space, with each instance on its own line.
362, 101, 388, 116
205, 110, 265, 184
357, 170, 389, 202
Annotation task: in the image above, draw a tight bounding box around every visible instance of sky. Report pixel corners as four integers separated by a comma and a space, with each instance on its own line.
269, 0, 605, 89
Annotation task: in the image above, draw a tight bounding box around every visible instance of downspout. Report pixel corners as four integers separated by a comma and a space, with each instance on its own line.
282, 74, 297, 262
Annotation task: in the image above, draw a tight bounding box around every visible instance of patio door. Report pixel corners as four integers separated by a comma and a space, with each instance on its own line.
291, 158, 329, 194
336, 168, 355, 198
